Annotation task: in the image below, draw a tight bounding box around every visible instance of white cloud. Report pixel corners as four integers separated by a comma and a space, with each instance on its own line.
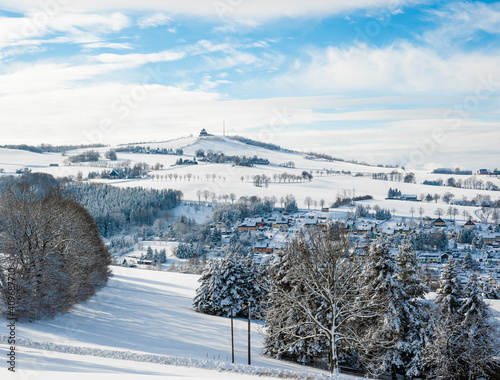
0, 12, 130, 53
422, 2, 500, 48
83, 42, 133, 50
0, 0, 421, 21
94, 50, 186, 65
269, 42, 500, 95
137, 13, 171, 29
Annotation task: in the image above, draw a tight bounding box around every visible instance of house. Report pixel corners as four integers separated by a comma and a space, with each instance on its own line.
321, 207, 329, 213
238, 219, 258, 231
109, 170, 119, 179
483, 234, 500, 247
417, 252, 441, 264
354, 223, 373, 235
477, 169, 490, 175
395, 225, 411, 235
272, 217, 290, 231
433, 218, 446, 227
253, 241, 274, 254
401, 194, 418, 201
464, 220, 476, 229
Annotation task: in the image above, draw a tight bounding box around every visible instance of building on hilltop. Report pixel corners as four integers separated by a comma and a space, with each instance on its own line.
199, 128, 213, 137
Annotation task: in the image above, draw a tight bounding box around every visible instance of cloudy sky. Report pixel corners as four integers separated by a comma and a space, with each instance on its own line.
0, 0, 499, 169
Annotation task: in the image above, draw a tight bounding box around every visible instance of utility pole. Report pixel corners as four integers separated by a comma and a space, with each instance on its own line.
247, 302, 251, 365
231, 305, 234, 364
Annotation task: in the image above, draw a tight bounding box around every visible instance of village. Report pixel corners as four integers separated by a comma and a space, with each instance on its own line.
114, 195, 500, 295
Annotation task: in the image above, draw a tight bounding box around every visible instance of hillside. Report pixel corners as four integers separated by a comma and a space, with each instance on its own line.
1, 266, 350, 379
1, 134, 499, 222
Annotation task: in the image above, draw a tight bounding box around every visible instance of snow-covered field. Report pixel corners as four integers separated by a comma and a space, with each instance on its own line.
2, 135, 497, 221
0, 267, 360, 379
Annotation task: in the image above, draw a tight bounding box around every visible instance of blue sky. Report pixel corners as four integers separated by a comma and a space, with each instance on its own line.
0, 0, 499, 170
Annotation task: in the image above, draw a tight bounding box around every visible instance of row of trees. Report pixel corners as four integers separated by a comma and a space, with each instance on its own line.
67, 150, 100, 163
429, 176, 499, 191
193, 228, 499, 378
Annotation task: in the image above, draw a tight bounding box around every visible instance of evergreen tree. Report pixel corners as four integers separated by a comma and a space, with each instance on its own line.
393, 243, 429, 378
193, 253, 265, 318
435, 259, 463, 317
145, 246, 154, 260
159, 249, 167, 264
456, 274, 499, 378
358, 244, 405, 378
461, 251, 480, 272
193, 259, 220, 315
211, 227, 222, 245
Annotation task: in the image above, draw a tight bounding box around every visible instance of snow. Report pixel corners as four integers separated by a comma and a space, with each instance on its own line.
0, 266, 361, 379
1, 136, 497, 221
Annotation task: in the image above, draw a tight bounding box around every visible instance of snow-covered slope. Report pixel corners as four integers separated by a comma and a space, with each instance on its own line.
2, 135, 499, 219
0, 266, 357, 379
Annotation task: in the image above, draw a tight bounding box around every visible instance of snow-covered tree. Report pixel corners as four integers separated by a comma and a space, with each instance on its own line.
461, 251, 480, 272
481, 276, 499, 300
0, 173, 111, 320
193, 253, 265, 318
264, 227, 381, 376
392, 243, 430, 377
425, 274, 499, 379
193, 259, 220, 315
145, 246, 154, 260
263, 243, 326, 365
356, 244, 406, 378
435, 260, 463, 317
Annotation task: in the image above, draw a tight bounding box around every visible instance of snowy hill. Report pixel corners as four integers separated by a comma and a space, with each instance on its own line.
1, 134, 499, 221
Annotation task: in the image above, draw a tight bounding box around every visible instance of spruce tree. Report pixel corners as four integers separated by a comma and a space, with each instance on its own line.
394, 243, 429, 378
435, 259, 463, 317
358, 244, 404, 378
193, 253, 265, 318
193, 259, 220, 315
461, 251, 480, 272
455, 274, 498, 379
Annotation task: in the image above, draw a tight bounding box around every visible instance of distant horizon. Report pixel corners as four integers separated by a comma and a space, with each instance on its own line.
1, 1, 499, 170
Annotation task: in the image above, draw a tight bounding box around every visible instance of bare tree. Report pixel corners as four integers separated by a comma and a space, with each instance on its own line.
304, 196, 313, 210
435, 208, 444, 218
264, 228, 381, 376
409, 207, 415, 218
202, 190, 210, 203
